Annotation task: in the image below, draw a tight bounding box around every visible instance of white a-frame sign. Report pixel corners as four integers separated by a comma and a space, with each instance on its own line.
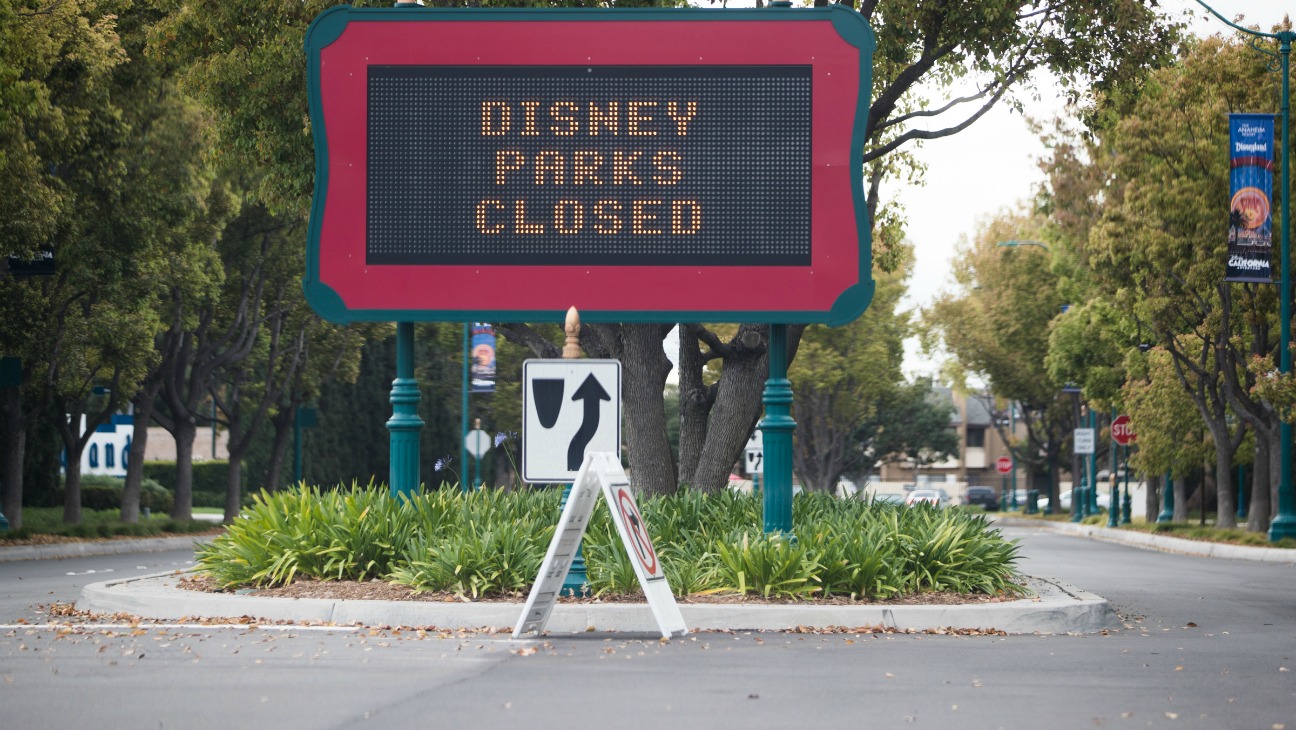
513, 452, 688, 639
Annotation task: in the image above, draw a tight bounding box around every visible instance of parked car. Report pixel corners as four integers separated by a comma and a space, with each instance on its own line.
905, 489, 943, 507
1037, 490, 1111, 512
962, 486, 999, 511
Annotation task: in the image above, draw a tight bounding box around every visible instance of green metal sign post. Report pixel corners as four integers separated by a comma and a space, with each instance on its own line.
761, 323, 796, 535
387, 322, 423, 499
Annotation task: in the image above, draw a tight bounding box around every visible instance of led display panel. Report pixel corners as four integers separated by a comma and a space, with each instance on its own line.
367, 65, 811, 267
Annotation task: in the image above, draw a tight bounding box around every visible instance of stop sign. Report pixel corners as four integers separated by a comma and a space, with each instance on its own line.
1112, 414, 1137, 446
994, 456, 1013, 474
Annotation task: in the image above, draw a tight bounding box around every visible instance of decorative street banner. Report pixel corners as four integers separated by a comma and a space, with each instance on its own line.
1227, 113, 1275, 282
302, 5, 875, 325
470, 323, 496, 393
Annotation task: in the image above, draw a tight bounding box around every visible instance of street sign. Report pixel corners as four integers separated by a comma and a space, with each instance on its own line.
465, 429, 490, 459
514, 452, 687, 639
994, 456, 1013, 474
522, 359, 621, 483
744, 430, 764, 475
1111, 414, 1137, 446
1074, 428, 1095, 455
303, 5, 875, 325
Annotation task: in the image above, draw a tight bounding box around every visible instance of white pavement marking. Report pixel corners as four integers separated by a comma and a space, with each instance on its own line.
65, 568, 114, 576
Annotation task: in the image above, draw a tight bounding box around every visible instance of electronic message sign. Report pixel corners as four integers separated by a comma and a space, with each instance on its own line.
304, 6, 874, 325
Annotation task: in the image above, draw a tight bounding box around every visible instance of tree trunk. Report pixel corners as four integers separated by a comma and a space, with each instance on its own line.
1249, 432, 1274, 532
121, 386, 160, 523
264, 405, 295, 492
1209, 425, 1237, 529
676, 324, 713, 488
616, 325, 678, 496
2, 385, 25, 531
689, 341, 771, 495
62, 449, 83, 525
1145, 472, 1161, 523
1173, 476, 1188, 522
224, 454, 243, 524
171, 420, 197, 521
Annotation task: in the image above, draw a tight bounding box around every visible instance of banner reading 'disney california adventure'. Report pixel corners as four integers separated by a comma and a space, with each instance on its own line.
1227, 113, 1275, 282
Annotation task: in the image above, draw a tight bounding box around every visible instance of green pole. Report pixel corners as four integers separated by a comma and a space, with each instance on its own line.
1272, 31, 1296, 541
1157, 470, 1174, 523
387, 322, 423, 499
1121, 448, 1132, 524
1107, 444, 1120, 528
1009, 402, 1019, 510
461, 322, 470, 493
1088, 408, 1098, 516
1194, 0, 1295, 543
761, 323, 795, 535
1237, 464, 1248, 521
1070, 393, 1083, 522
293, 406, 303, 485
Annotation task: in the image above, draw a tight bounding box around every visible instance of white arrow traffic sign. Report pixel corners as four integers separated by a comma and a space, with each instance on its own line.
745, 448, 764, 475
522, 359, 621, 483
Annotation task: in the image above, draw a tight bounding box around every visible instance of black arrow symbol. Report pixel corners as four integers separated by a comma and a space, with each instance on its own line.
567, 373, 611, 471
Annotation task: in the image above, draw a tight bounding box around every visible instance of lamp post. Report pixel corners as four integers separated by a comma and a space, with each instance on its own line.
1195, 2, 1295, 541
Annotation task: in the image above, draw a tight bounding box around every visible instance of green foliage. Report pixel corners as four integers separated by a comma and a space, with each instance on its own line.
144, 461, 230, 494
195, 486, 1023, 601
0, 507, 209, 541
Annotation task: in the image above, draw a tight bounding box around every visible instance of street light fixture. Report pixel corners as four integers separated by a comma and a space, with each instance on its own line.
1195, 1, 1295, 542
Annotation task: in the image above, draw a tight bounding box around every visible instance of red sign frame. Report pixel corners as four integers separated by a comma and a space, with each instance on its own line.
303, 6, 874, 325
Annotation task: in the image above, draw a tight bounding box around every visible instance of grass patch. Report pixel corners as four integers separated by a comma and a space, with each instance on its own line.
1123, 522, 1296, 549
194, 485, 1025, 602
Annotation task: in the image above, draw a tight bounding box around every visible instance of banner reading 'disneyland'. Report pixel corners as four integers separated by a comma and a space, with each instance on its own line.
1227, 113, 1275, 282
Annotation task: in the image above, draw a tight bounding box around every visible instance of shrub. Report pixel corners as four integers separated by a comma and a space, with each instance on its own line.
194, 485, 1025, 600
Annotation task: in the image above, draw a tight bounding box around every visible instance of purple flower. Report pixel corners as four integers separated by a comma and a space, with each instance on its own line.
494, 432, 508, 448
434, 456, 453, 472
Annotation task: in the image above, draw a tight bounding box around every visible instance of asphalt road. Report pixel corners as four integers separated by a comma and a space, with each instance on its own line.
1, 526, 1293, 729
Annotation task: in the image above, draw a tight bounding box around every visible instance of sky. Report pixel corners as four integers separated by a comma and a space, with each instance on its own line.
895, 0, 1292, 379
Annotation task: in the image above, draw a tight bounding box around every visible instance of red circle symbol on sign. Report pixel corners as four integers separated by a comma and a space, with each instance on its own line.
1112, 415, 1137, 446
994, 456, 1013, 474
615, 488, 659, 577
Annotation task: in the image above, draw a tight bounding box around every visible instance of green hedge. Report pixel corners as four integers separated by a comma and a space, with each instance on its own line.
143, 460, 230, 494
58, 475, 174, 513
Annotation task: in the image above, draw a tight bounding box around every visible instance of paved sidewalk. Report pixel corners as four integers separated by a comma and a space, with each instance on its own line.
992, 515, 1296, 563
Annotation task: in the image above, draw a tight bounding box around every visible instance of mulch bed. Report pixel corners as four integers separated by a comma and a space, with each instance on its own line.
178, 573, 1017, 606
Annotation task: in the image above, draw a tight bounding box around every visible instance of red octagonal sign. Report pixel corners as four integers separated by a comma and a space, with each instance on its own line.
1112, 415, 1137, 446
994, 456, 1013, 475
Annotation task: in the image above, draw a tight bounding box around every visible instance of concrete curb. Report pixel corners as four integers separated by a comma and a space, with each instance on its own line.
78, 571, 1120, 636
0, 536, 215, 563
993, 516, 1296, 564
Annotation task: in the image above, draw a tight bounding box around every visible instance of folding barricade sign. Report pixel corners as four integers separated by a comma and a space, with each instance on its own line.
513, 452, 688, 639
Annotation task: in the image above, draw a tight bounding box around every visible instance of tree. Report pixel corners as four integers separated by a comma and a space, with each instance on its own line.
789, 263, 909, 491
1084, 35, 1285, 530
856, 377, 959, 481
925, 211, 1074, 512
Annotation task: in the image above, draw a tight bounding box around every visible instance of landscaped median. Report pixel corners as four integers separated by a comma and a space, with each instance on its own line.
192, 485, 1025, 602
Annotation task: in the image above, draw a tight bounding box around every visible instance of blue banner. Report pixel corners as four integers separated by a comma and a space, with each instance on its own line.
470, 323, 496, 393
1227, 113, 1275, 282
